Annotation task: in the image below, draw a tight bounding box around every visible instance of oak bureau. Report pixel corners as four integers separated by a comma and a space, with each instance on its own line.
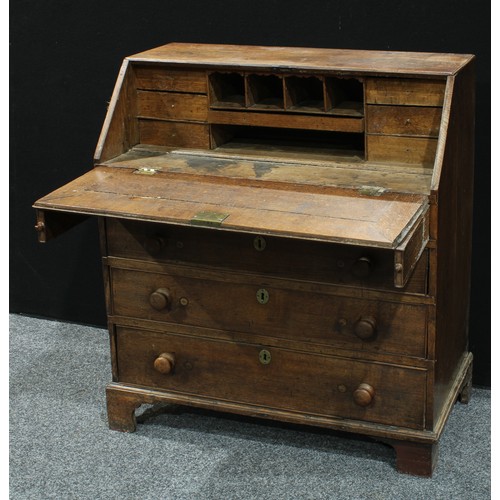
33, 43, 475, 476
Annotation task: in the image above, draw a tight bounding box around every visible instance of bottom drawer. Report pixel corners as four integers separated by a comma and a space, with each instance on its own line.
116, 326, 426, 430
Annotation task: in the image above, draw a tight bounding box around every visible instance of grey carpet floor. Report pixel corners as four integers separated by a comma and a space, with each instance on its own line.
10, 314, 490, 499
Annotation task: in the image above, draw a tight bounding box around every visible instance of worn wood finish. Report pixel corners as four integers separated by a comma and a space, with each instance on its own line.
109, 264, 428, 357
134, 65, 207, 93
394, 209, 430, 288
431, 61, 475, 424
104, 218, 429, 294
366, 105, 442, 137
115, 326, 427, 429
102, 146, 432, 195
106, 384, 142, 432
137, 91, 208, 122
33, 166, 428, 250
138, 120, 210, 148
33, 44, 475, 477
365, 78, 446, 106
388, 440, 438, 477
367, 135, 438, 165
130, 44, 473, 77
208, 109, 364, 133
94, 59, 139, 163
34, 209, 88, 243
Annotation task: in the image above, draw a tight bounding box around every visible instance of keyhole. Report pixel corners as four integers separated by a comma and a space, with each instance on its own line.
256, 288, 269, 304
253, 235, 266, 251
259, 349, 271, 365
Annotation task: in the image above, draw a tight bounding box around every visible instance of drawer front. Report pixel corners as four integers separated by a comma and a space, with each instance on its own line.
116, 326, 426, 429
366, 135, 437, 165
110, 265, 427, 357
105, 219, 428, 294
137, 91, 208, 122
366, 105, 442, 137
138, 120, 210, 148
134, 65, 208, 93
365, 78, 446, 107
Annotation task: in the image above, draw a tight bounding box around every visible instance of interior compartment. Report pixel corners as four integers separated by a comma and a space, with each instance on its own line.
285, 76, 325, 112
247, 74, 284, 109
326, 77, 364, 117
211, 124, 365, 158
209, 72, 246, 108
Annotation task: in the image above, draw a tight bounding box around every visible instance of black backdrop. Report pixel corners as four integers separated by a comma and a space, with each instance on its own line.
10, 1, 491, 385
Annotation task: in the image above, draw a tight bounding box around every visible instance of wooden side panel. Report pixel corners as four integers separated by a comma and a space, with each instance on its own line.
367, 135, 437, 165
365, 78, 446, 106
366, 105, 442, 137
138, 120, 210, 148
137, 91, 208, 122
94, 60, 139, 163
134, 65, 207, 93
432, 61, 475, 424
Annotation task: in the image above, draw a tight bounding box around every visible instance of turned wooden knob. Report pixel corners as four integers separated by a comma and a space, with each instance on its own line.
149, 288, 171, 311
351, 256, 372, 278
143, 236, 165, 255
353, 383, 375, 407
353, 316, 377, 340
153, 352, 175, 374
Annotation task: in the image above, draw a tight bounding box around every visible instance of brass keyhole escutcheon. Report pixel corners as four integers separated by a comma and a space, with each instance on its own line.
253, 235, 266, 251
256, 288, 269, 304
259, 349, 271, 365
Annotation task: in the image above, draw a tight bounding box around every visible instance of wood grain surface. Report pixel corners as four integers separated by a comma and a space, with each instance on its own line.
129, 43, 473, 76
34, 166, 427, 248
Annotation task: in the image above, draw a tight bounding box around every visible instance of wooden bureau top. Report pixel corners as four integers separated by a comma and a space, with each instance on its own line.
129, 43, 474, 76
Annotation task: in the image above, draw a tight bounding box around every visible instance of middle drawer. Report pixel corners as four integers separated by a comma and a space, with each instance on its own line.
109, 262, 427, 357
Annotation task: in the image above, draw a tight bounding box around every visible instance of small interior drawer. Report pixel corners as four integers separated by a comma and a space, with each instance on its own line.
366, 105, 442, 137
134, 65, 208, 94
137, 91, 208, 122
109, 262, 428, 357
115, 326, 427, 429
365, 78, 446, 106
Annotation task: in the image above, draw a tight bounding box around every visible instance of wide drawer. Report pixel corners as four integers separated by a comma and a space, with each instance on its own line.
115, 326, 427, 430
109, 261, 428, 357
105, 219, 428, 294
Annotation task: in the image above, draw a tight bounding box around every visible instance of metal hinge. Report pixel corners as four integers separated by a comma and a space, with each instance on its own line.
134, 167, 158, 175
190, 211, 230, 227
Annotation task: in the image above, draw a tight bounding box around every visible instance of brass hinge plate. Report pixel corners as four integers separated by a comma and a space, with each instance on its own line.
134, 167, 158, 175
190, 211, 230, 227
358, 185, 386, 196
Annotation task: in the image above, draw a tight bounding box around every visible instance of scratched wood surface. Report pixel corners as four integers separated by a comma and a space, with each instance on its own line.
115, 326, 427, 429
105, 218, 429, 295
109, 262, 428, 357
100, 146, 432, 194
366, 105, 442, 137
208, 109, 364, 133
34, 166, 426, 248
129, 43, 473, 76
